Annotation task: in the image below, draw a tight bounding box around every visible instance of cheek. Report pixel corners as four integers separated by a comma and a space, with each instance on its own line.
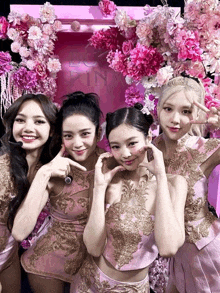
63, 140, 72, 149
111, 150, 121, 160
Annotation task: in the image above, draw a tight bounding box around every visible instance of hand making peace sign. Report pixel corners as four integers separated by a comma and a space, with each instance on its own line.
190, 101, 220, 128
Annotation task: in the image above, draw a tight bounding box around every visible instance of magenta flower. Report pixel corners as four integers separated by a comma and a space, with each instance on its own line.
99, 0, 117, 17
89, 27, 124, 51
107, 50, 127, 75
0, 51, 12, 76
127, 43, 164, 81
12, 67, 38, 90
205, 95, 220, 109
122, 40, 134, 56
0, 16, 9, 39
125, 86, 144, 107
177, 30, 203, 62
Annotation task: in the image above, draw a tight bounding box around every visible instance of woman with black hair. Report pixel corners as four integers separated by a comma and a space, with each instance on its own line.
71, 105, 187, 293
12, 91, 104, 293
0, 93, 57, 293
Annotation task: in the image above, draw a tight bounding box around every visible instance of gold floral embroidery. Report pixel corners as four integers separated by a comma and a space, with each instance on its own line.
186, 212, 216, 243
106, 179, 154, 269
0, 154, 16, 223
76, 256, 149, 293
28, 220, 87, 275
155, 135, 219, 243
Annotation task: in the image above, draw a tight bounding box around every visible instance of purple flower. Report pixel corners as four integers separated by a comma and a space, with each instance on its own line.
12, 67, 38, 90
0, 51, 12, 76
125, 86, 144, 107
0, 16, 9, 39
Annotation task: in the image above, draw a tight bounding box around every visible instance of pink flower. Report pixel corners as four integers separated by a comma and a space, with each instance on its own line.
0, 17, 9, 39
34, 62, 47, 79
12, 67, 38, 90
125, 86, 144, 107
19, 47, 30, 58
176, 30, 203, 62
107, 50, 127, 75
40, 2, 56, 24
43, 23, 54, 35
11, 41, 21, 53
53, 20, 62, 32
122, 40, 134, 55
186, 61, 206, 79
7, 27, 19, 41
127, 43, 164, 81
99, 0, 117, 17
89, 27, 124, 51
205, 95, 220, 109
28, 26, 42, 40
136, 19, 153, 46
47, 58, 61, 73
156, 66, 173, 86
0, 51, 12, 76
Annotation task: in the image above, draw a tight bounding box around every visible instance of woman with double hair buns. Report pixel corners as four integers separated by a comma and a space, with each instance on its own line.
70, 104, 187, 293
154, 75, 220, 292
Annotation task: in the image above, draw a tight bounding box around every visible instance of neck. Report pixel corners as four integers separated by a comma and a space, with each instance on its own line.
161, 133, 179, 159
26, 149, 42, 177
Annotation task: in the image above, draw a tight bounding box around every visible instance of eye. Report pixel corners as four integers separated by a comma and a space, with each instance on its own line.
182, 109, 192, 115
81, 132, 90, 137
129, 141, 137, 147
111, 145, 119, 150
63, 134, 72, 140
163, 107, 172, 112
35, 120, 46, 124
14, 118, 25, 123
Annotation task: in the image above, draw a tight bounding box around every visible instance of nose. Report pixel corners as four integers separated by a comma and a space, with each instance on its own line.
23, 120, 34, 132
171, 111, 180, 124
121, 146, 131, 158
73, 135, 83, 149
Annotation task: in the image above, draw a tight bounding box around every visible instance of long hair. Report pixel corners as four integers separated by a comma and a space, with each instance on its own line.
1, 94, 57, 231
51, 91, 102, 157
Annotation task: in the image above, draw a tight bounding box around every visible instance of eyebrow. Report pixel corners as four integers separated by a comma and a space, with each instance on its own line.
16, 113, 46, 119
109, 136, 138, 145
63, 128, 92, 133
164, 102, 192, 109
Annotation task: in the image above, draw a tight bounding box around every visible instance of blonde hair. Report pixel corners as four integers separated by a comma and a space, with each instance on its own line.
158, 76, 206, 136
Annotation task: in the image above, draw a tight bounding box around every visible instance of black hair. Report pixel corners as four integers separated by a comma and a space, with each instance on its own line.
0, 94, 57, 231
106, 103, 153, 140
51, 91, 102, 156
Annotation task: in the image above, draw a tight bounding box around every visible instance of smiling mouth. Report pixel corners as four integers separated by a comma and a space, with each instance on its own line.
169, 127, 180, 132
21, 136, 37, 142
123, 159, 135, 165
74, 149, 86, 155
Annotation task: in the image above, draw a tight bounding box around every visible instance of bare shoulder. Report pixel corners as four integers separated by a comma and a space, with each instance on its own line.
167, 174, 187, 187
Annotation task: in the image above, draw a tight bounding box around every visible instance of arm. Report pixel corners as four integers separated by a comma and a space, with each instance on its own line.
139, 143, 187, 257
12, 146, 86, 242
83, 153, 124, 257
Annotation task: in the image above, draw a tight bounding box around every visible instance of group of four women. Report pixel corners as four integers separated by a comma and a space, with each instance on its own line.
0, 75, 220, 293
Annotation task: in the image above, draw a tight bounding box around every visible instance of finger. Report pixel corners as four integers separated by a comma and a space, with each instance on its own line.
110, 166, 125, 178
68, 159, 87, 171
210, 107, 218, 114
190, 119, 208, 125
57, 144, 66, 157
193, 101, 210, 113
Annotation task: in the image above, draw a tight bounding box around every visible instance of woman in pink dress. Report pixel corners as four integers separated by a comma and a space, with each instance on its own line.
12, 91, 104, 293
71, 105, 187, 293
153, 75, 220, 292
0, 93, 57, 293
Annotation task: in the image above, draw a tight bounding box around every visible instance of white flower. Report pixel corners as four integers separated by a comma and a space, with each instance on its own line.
53, 20, 62, 32
142, 96, 155, 115
156, 66, 173, 86
11, 41, 21, 53
26, 60, 36, 70
125, 76, 133, 85
7, 28, 19, 41
47, 58, 61, 73
40, 2, 56, 24
141, 76, 157, 89
8, 11, 21, 25
43, 24, 54, 35
114, 9, 136, 31
19, 47, 30, 58
28, 26, 42, 40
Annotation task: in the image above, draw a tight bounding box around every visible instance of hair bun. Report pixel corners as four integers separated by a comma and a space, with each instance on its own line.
134, 103, 143, 110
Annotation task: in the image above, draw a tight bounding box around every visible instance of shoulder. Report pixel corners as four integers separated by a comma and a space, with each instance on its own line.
0, 153, 11, 174
167, 174, 187, 187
